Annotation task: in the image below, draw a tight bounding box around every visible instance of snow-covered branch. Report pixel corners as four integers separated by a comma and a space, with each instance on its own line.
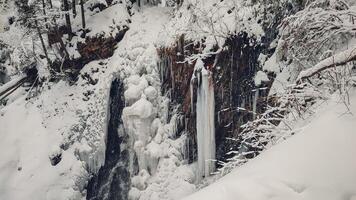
279, 0, 356, 68
297, 47, 356, 81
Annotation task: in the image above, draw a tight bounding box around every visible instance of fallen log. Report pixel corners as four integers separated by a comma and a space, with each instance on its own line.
0, 77, 27, 102
0, 74, 27, 99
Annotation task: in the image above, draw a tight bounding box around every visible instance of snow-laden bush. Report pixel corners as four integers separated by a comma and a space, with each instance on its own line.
216, 82, 326, 176
279, 0, 356, 70
164, 0, 265, 50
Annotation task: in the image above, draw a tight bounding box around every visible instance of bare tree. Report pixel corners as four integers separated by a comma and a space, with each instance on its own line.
80, 0, 86, 29
41, 0, 46, 16
72, 0, 77, 18
63, 0, 73, 36
35, 19, 51, 68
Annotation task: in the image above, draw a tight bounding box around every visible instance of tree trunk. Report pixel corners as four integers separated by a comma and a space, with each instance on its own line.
63, 0, 72, 36
52, 17, 70, 60
55, 23, 70, 59
80, 0, 86, 29
42, 0, 46, 16
72, 0, 77, 18
35, 20, 52, 69
49, 0, 53, 8
42, 0, 50, 47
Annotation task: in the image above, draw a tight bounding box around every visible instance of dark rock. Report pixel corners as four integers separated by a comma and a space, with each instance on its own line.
86, 79, 134, 200
49, 152, 62, 166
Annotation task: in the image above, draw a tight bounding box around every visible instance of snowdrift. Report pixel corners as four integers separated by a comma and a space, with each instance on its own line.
183, 90, 356, 200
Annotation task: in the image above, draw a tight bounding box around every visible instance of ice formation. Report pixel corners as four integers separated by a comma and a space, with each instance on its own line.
252, 89, 259, 119
194, 59, 216, 181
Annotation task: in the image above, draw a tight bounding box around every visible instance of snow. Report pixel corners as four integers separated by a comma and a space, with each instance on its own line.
254, 71, 269, 86
144, 86, 158, 101
268, 66, 293, 96
263, 52, 280, 73
160, 0, 265, 49
124, 76, 149, 104
0, 97, 86, 200
0, 58, 114, 199
51, 0, 62, 8
183, 89, 356, 200
124, 95, 154, 118
80, 3, 130, 38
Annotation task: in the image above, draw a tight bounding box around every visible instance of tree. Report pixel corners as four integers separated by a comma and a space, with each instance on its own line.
63, 0, 73, 36
72, 0, 77, 18
41, 0, 46, 16
80, 0, 86, 29
35, 19, 51, 68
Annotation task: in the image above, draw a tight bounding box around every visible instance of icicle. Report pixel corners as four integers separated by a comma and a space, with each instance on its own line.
253, 89, 259, 119
186, 135, 190, 162
190, 73, 195, 114
195, 59, 216, 182
170, 57, 175, 91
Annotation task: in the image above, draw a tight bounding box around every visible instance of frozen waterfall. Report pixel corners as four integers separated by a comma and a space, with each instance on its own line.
194, 59, 216, 181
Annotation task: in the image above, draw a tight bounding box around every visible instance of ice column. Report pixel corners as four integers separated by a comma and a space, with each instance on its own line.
253, 89, 259, 119
194, 59, 216, 181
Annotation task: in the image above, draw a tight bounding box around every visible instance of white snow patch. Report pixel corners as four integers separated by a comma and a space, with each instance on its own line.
254, 71, 269, 86
263, 52, 280, 73
0, 98, 87, 200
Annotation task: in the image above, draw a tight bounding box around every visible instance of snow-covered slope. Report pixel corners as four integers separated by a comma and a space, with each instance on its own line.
183, 90, 356, 200
0, 94, 86, 200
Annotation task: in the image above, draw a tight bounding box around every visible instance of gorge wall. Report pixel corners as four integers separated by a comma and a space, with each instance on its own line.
157, 0, 306, 168
87, 79, 134, 200
85, 0, 307, 199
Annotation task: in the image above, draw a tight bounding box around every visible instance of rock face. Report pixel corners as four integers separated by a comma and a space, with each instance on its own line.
157, 0, 306, 169
212, 33, 270, 162
158, 33, 271, 165
86, 79, 133, 200
77, 27, 128, 63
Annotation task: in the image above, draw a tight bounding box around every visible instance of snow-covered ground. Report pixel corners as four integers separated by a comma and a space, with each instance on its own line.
0, 93, 86, 200
183, 89, 356, 200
